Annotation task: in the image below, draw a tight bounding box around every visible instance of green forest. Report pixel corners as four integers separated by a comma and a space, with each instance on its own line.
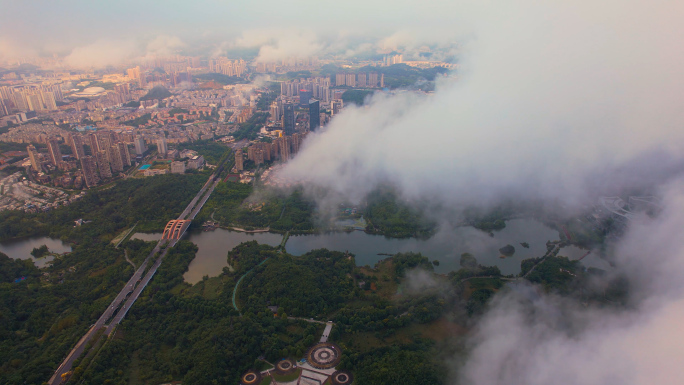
232, 112, 269, 140
69, 244, 459, 385
364, 189, 437, 238
139, 86, 172, 101
177, 140, 231, 165
0, 163, 625, 385
200, 183, 316, 233
0, 173, 208, 243
341, 89, 373, 106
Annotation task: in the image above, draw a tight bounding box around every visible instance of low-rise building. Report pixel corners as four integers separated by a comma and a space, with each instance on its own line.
171, 161, 186, 174
143, 168, 168, 177
187, 155, 205, 170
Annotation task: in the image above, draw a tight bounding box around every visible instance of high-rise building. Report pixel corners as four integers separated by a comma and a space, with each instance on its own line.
97, 130, 114, 152
127, 66, 144, 86
235, 151, 244, 172
335, 73, 346, 86
69, 133, 85, 160
345, 73, 356, 87
27, 94, 44, 111
283, 104, 295, 136
263, 143, 271, 161
80, 156, 99, 188
96, 150, 112, 179
0, 99, 8, 117
309, 100, 320, 131
11, 92, 26, 111
27, 145, 41, 172
357, 73, 367, 87
0, 86, 11, 101
292, 132, 307, 154
134, 135, 147, 155
368, 73, 379, 87
278, 137, 290, 161
47, 137, 62, 165
118, 142, 131, 167
41, 91, 57, 110
86, 133, 99, 153
109, 145, 124, 173
156, 136, 168, 156
332, 100, 343, 115
171, 161, 186, 174
383, 54, 403, 66
299, 90, 312, 107
270, 101, 282, 122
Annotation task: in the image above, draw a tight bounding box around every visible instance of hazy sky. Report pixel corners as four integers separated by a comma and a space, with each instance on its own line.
6, 1, 684, 384
274, 1, 684, 384
0, 0, 464, 63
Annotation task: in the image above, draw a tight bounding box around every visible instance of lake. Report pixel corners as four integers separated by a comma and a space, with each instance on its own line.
0, 236, 72, 268
131, 219, 610, 283
131, 229, 283, 284
286, 219, 601, 275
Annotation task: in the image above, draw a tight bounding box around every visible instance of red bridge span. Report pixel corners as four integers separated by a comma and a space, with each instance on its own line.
162, 220, 192, 240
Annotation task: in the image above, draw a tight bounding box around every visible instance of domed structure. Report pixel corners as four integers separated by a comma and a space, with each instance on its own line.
73, 87, 106, 98
82, 87, 105, 95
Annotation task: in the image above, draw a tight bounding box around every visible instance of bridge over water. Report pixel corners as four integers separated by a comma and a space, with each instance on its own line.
49, 171, 223, 384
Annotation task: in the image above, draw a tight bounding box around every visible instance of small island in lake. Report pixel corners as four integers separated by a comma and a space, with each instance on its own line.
498, 244, 516, 257
31, 245, 50, 258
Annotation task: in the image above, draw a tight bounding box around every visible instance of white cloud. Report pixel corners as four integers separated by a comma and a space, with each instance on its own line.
281, 0, 684, 211
235, 29, 323, 63
63, 39, 139, 69
456, 181, 684, 385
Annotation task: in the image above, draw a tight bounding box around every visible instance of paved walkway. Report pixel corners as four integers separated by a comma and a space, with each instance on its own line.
123, 250, 135, 269
320, 322, 333, 342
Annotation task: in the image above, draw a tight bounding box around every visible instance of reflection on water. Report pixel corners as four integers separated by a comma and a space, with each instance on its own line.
131, 229, 283, 284
183, 230, 283, 284
286, 219, 596, 275
0, 236, 72, 268
130, 219, 611, 283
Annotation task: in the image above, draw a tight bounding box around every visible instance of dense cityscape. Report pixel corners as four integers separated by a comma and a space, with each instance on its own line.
0, 52, 453, 213
2, 1, 684, 385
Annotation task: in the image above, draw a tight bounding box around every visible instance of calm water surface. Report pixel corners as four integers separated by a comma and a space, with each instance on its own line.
0, 236, 72, 268
132, 219, 610, 282
287, 219, 605, 275
131, 229, 283, 284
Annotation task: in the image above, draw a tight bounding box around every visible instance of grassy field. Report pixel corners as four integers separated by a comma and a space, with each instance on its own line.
272, 368, 301, 382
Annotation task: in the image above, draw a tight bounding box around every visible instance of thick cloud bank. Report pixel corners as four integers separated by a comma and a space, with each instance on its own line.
281, 0, 684, 210
275, 1, 684, 384
456, 182, 684, 385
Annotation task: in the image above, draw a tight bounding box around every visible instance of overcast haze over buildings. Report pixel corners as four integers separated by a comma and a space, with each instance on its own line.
4, 0, 684, 384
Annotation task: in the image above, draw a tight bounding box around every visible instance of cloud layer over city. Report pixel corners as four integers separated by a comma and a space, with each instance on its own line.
282, 0, 684, 211
0, 0, 462, 67
5, 0, 684, 384
271, 1, 684, 384
454, 182, 684, 385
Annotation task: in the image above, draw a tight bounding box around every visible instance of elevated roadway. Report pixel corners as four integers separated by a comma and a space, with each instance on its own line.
47, 244, 160, 385
49, 165, 224, 384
